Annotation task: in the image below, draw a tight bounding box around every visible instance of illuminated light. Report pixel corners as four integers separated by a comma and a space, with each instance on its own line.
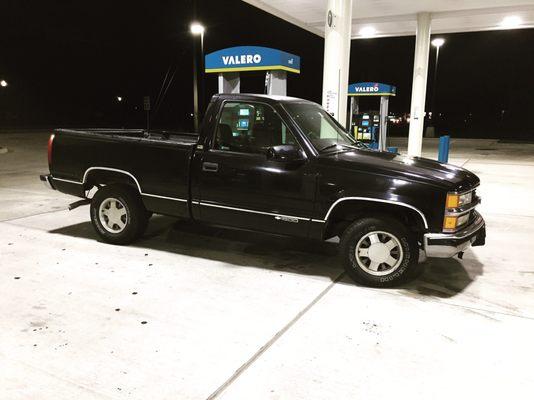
443, 216, 458, 230
431, 38, 445, 48
359, 26, 377, 38
0, 80, 7, 87
190, 22, 205, 35
500, 16, 522, 29
116, 96, 123, 102
446, 193, 459, 208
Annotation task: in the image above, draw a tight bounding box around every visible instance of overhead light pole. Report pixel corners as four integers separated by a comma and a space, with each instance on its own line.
191, 22, 205, 133
430, 38, 445, 131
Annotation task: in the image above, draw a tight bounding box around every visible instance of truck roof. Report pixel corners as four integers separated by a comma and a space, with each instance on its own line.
213, 93, 315, 105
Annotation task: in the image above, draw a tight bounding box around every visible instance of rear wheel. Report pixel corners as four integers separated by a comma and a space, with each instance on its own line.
90, 185, 148, 245
339, 217, 418, 287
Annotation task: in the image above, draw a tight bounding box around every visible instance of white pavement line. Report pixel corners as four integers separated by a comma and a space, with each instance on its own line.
206, 271, 346, 400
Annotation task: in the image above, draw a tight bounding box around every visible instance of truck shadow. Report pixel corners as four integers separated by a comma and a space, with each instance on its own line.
49, 215, 483, 298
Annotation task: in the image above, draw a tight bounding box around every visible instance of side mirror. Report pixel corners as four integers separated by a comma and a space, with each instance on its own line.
267, 145, 306, 163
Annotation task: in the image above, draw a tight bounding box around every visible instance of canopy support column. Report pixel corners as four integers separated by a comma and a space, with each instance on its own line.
379, 95, 389, 152
218, 72, 240, 94
265, 70, 287, 96
322, 0, 353, 127
408, 12, 432, 157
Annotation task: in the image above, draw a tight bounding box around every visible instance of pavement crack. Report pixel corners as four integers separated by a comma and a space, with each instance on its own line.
0, 207, 68, 223
205, 271, 345, 400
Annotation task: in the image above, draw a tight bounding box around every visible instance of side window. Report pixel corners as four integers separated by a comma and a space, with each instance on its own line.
214, 102, 297, 154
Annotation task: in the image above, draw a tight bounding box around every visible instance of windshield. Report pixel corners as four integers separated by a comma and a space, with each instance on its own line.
284, 102, 363, 153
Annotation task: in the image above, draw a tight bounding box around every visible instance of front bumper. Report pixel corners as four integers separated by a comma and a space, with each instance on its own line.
423, 211, 486, 258
40, 174, 56, 190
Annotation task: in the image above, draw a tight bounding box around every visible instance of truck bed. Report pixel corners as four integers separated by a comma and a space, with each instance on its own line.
50, 128, 199, 218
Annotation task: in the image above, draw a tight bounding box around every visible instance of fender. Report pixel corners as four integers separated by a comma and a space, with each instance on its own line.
322, 196, 428, 229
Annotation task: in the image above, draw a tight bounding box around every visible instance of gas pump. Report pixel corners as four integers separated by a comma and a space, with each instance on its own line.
352, 111, 380, 143
347, 82, 396, 151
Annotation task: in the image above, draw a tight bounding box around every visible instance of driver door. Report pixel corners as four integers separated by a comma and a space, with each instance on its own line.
193, 101, 316, 237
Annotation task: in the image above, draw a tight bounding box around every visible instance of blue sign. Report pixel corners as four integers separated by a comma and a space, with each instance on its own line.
348, 82, 396, 96
205, 46, 300, 74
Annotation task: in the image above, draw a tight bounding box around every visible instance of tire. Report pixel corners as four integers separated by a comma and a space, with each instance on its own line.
339, 216, 418, 287
90, 185, 148, 245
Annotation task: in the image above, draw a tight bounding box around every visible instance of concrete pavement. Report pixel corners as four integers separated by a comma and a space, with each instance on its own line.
1, 132, 534, 399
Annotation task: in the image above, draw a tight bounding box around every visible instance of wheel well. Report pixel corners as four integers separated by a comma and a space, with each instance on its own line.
84, 170, 140, 194
323, 200, 426, 240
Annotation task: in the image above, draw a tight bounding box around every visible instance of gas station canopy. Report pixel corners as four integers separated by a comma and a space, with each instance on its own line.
242, 0, 534, 38
241, 0, 534, 157
205, 46, 301, 74
348, 82, 396, 97
205, 46, 301, 96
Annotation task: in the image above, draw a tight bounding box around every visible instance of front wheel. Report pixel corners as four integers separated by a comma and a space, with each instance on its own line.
90, 185, 148, 245
339, 217, 418, 287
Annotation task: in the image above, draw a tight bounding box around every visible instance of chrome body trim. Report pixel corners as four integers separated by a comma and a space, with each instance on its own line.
53, 177, 83, 185
323, 196, 429, 229
50, 167, 188, 203
83, 167, 142, 192
198, 201, 310, 221
141, 193, 188, 202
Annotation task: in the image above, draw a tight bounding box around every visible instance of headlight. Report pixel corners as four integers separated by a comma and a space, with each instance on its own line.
443, 213, 470, 232
446, 191, 473, 208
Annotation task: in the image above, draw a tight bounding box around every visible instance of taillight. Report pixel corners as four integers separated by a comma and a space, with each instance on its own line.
47, 134, 55, 166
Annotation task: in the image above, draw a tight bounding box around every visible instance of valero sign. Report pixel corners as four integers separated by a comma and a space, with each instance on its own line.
348, 82, 396, 96
205, 46, 300, 74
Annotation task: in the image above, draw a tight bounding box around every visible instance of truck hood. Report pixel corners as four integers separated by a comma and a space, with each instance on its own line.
321, 149, 479, 191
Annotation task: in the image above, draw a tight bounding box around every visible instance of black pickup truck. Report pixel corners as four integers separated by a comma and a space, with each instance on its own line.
40, 93, 485, 287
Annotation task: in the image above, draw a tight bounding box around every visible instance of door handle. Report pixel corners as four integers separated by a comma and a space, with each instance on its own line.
202, 162, 219, 172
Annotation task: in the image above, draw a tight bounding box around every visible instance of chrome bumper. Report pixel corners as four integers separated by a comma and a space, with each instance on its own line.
423, 211, 486, 258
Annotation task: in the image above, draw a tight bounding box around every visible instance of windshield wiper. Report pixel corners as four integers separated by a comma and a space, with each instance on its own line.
319, 143, 340, 153
319, 143, 359, 153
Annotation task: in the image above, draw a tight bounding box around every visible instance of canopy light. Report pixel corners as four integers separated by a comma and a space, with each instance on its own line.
500, 16, 522, 29
190, 22, 205, 35
0, 80, 7, 87
359, 26, 377, 38
431, 38, 445, 48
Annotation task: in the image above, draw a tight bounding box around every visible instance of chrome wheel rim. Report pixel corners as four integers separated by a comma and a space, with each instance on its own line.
355, 231, 404, 276
99, 197, 128, 233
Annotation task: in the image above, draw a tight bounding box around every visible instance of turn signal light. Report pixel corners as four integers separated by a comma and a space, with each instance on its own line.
446, 193, 459, 208
443, 216, 457, 230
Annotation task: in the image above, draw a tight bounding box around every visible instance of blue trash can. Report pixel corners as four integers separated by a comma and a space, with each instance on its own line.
438, 135, 450, 163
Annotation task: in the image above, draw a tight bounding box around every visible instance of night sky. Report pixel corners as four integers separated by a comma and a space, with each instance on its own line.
1, 0, 533, 138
